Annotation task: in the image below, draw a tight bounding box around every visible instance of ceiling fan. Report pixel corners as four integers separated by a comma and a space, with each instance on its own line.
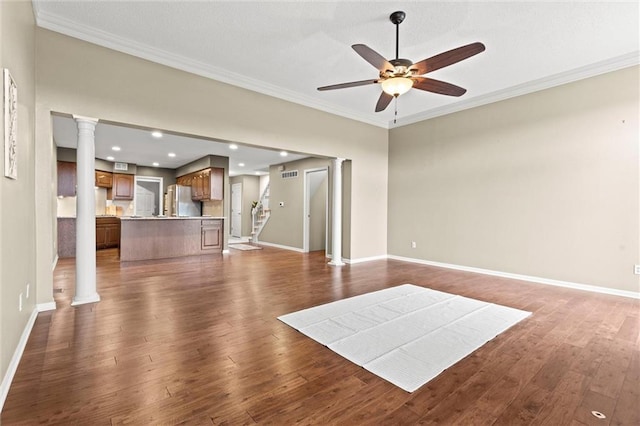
318, 11, 486, 113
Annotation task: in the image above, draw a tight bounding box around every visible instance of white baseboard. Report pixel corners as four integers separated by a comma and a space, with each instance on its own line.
37, 302, 57, 312
388, 255, 640, 300
222, 249, 230, 254
0, 307, 39, 412
257, 241, 305, 253
345, 254, 388, 264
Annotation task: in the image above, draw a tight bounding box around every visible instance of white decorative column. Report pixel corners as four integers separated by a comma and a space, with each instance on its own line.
329, 158, 345, 266
71, 115, 100, 306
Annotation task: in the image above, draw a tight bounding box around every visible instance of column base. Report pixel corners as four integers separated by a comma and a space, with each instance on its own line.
328, 260, 346, 266
71, 293, 101, 306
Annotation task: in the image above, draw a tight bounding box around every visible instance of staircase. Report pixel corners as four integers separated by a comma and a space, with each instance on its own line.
250, 183, 270, 243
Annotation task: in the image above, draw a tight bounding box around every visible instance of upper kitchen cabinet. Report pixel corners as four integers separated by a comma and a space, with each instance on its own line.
191, 171, 205, 200
208, 168, 224, 201
176, 174, 193, 187
180, 167, 224, 201
95, 170, 113, 188
109, 173, 134, 200
57, 161, 77, 197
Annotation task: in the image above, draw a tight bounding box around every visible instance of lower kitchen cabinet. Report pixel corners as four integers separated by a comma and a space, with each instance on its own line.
96, 217, 121, 249
120, 218, 224, 261
201, 219, 222, 250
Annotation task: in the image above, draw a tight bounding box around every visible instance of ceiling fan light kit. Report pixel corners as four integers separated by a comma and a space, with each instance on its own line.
317, 10, 486, 116
381, 77, 413, 97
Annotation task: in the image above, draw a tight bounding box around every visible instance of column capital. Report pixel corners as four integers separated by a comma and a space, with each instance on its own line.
72, 115, 99, 125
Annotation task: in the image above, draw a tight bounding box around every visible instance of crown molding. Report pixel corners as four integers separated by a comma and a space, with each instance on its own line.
33, 5, 389, 129
33, 3, 639, 131
391, 51, 640, 128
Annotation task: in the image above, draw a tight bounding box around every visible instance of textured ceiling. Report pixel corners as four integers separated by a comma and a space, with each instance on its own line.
34, 1, 639, 128
37, 1, 639, 171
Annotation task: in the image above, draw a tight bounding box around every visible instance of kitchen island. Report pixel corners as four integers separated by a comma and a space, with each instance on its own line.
119, 217, 224, 262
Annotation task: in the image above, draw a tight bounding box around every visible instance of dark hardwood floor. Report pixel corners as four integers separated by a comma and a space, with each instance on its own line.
2, 246, 638, 425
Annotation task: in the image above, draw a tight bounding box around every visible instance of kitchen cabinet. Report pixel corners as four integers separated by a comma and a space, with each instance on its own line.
201, 219, 222, 250
96, 217, 121, 249
176, 174, 193, 187
208, 168, 224, 200
109, 173, 134, 200
191, 171, 205, 200
57, 161, 77, 197
177, 167, 223, 201
120, 217, 224, 261
95, 170, 113, 188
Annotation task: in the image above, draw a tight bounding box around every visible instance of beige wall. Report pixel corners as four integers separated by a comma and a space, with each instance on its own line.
33, 28, 388, 303
0, 0, 36, 391
260, 157, 333, 250
388, 66, 640, 294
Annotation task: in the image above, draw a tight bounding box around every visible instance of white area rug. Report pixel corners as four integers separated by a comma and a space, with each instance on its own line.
229, 243, 262, 251
278, 284, 531, 392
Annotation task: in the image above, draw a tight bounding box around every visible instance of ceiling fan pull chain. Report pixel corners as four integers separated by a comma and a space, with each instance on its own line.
394, 96, 398, 124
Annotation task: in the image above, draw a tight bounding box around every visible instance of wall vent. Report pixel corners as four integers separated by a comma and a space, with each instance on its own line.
114, 162, 128, 171
281, 170, 298, 179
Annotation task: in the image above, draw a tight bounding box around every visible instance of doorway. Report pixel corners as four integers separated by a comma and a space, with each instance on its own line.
303, 168, 328, 253
134, 176, 163, 216
231, 182, 242, 237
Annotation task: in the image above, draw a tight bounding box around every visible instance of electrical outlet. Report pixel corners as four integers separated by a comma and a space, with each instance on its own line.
411, 241, 417, 249
635, 265, 640, 275
19, 293, 23, 312
26, 283, 30, 299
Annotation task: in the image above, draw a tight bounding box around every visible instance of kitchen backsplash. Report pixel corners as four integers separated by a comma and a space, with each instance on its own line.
202, 200, 223, 217
57, 188, 133, 217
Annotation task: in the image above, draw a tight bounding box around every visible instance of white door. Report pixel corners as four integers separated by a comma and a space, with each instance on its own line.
231, 183, 242, 238
304, 169, 328, 252
135, 184, 156, 217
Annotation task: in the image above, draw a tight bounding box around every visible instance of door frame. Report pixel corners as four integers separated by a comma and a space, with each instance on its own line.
302, 167, 329, 253
230, 182, 242, 238
133, 176, 163, 216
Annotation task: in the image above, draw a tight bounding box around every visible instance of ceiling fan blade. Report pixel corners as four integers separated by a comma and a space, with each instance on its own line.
413, 77, 467, 97
352, 44, 394, 72
375, 92, 394, 112
317, 79, 378, 91
412, 42, 485, 75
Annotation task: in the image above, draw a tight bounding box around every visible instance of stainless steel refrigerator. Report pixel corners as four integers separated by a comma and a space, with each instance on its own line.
165, 185, 201, 217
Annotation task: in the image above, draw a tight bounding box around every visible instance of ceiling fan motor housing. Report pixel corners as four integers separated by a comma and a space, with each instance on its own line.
383, 58, 415, 79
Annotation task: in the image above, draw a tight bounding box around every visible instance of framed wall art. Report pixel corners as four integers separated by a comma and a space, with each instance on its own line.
4, 68, 17, 180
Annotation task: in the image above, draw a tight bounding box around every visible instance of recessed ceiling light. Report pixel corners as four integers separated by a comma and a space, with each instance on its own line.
112, 146, 121, 151
280, 151, 288, 157
106, 156, 114, 161
151, 131, 163, 138
168, 152, 176, 157
255, 171, 260, 175
152, 162, 159, 167
238, 163, 245, 167
229, 144, 238, 150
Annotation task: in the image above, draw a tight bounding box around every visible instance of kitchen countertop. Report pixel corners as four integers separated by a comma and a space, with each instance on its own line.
59, 216, 225, 220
